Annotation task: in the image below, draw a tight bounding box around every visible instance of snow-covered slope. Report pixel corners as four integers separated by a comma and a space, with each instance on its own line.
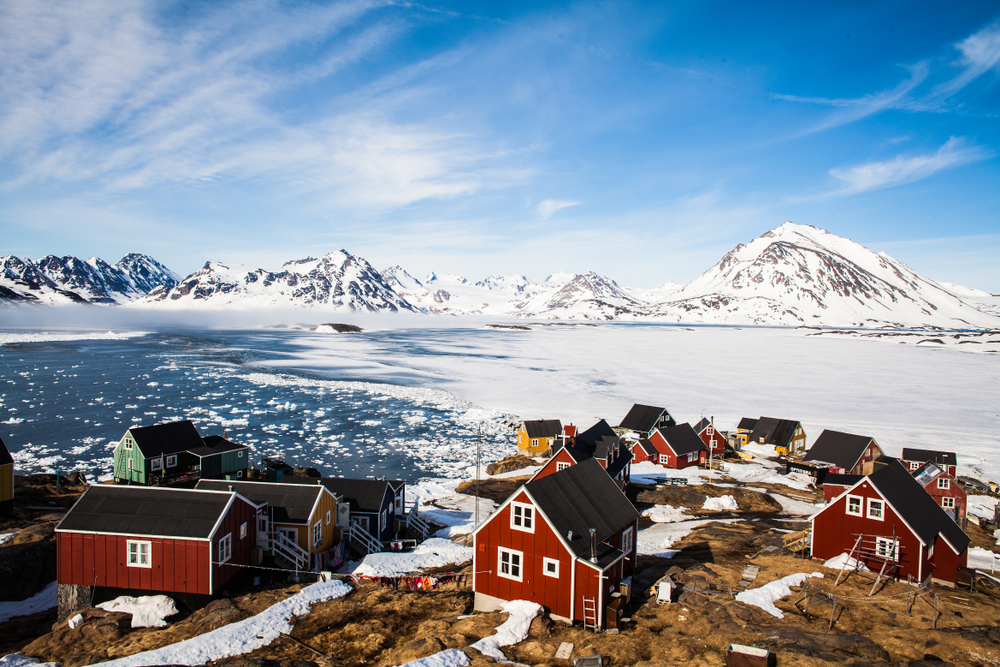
1, 254, 179, 305
650, 223, 998, 328
140, 250, 416, 312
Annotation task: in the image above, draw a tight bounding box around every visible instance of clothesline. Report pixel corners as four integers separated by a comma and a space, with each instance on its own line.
351, 573, 469, 590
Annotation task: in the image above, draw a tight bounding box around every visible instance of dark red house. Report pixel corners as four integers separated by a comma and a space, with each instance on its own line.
650, 423, 707, 469
912, 463, 967, 528
902, 448, 958, 478
629, 438, 660, 465
531, 420, 632, 491
56, 486, 259, 598
804, 430, 883, 475
811, 460, 970, 585
473, 458, 639, 629
693, 418, 726, 459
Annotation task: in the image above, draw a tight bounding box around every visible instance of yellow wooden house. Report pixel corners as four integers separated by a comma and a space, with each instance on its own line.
517, 419, 563, 456
747, 417, 807, 456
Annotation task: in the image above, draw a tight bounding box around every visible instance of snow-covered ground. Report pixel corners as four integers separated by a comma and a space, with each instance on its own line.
95, 596, 178, 628
470, 600, 543, 660
353, 538, 473, 577
735, 572, 823, 618
0, 582, 57, 624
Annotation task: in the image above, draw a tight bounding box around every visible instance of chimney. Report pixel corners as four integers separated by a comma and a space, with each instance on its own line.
589, 528, 597, 564
567, 530, 573, 541
228, 485, 233, 492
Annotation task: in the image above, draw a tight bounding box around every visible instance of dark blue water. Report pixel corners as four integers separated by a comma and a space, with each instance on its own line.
0, 329, 513, 483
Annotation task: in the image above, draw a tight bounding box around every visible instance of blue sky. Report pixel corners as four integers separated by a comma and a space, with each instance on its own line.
1, 1, 999, 291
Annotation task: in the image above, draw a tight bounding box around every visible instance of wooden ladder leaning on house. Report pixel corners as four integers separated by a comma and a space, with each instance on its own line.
582, 597, 599, 632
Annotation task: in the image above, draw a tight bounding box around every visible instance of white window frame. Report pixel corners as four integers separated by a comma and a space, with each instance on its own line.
326, 510, 332, 525
127, 540, 151, 568
380, 509, 388, 533
258, 517, 267, 532
313, 521, 322, 547
659, 454, 669, 465
622, 526, 634, 555
531, 438, 538, 447
936, 477, 950, 490
498, 547, 523, 582
875, 536, 899, 562
867, 498, 885, 521
845, 494, 863, 517
124, 437, 133, 450
240, 522, 247, 539
556, 462, 570, 472
238, 450, 243, 458
687, 452, 697, 462
166, 455, 177, 468
542, 557, 560, 578
909, 461, 920, 471
510, 502, 534, 532
219, 533, 232, 564
150, 457, 162, 471
941, 496, 956, 509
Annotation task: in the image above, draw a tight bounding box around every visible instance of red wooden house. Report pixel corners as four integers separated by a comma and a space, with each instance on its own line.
902, 449, 958, 479
693, 418, 726, 459
821, 473, 863, 502
629, 438, 659, 465
650, 423, 707, 470
56, 486, 259, 598
811, 460, 970, 585
531, 420, 632, 491
912, 463, 967, 528
804, 430, 883, 475
473, 458, 639, 629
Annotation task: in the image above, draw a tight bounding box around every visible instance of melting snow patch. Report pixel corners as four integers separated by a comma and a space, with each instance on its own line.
968, 547, 1000, 571
353, 538, 473, 577
642, 505, 692, 523
702, 495, 738, 511
637, 519, 740, 557
400, 649, 470, 667
91, 579, 352, 667
470, 600, 543, 661
96, 595, 178, 628
0, 581, 58, 623
735, 572, 823, 618
0, 655, 59, 667
823, 553, 871, 572
0, 532, 16, 545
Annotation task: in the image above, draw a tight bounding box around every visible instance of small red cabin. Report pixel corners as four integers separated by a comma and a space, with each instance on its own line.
693, 418, 726, 459
650, 424, 707, 470
912, 463, 967, 528
474, 458, 639, 629
56, 486, 259, 597
811, 461, 969, 585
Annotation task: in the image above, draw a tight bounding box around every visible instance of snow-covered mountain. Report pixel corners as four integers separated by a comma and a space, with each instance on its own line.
651, 222, 997, 328
1, 254, 179, 305
140, 250, 416, 312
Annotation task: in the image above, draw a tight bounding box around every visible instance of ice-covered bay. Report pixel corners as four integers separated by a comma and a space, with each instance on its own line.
1, 323, 998, 482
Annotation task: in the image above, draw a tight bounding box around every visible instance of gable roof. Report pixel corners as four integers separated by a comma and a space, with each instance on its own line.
803, 429, 876, 470
618, 404, 670, 433
902, 448, 957, 467
284, 477, 390, 514
576, 419, 618, 450
748, 417, 800, 448
57, 486, 236, 539
605, 448, 633, 479
188, 435, 250, 458
127, 420, 205, 458
737, 417, 758, 431
866, 460, 970, 553
693, 417, 712, 434
822, 473, 864, 487
196, 479, 322, 524
634, 438, 658, 458
526, 459, 638, 560
656, 423, 708, 457
0, 435, 12, 466
522, 419, 562, 439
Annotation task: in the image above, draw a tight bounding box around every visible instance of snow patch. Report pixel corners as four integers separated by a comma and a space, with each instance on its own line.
400, 649, 470, 667
470, 600, 543, 661
735, 572, 823, 618
641, 505, 692, 523
0, 581, 58, 623
702, 495, 738, 511
353, 538, 473, 577
96, 595, 178, 628
823, 553, 871, 572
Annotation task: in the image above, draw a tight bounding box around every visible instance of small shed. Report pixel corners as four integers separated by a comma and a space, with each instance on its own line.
693, 418, 726, 458
0, 435, 13, 516
188, 435, 250, 480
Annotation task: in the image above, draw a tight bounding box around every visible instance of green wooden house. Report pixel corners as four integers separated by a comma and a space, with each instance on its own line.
112, 420, 250, 485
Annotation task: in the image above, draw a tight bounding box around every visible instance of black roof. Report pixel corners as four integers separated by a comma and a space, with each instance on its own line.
737, 417, 758, 431
57, 486, 235, 539
526, 458, 638, 561
823, 473, 864, 487
803, 430, 876, 470
592, 435, 620, 461
866, 460, 969, 553
127, 420, 204, 458
522, 419, 562, 439
284, 477, 390, 515
657, 423, 708, 456
748, 417, 800, 448
197, 435, 249, 455
618, 404, 671, 433
576, 419, 618, 451
605, 449, 633, 479
561, 444, 594, 464
196, 480, 321, 524
0, 435, 12, 466
902, 448, 957, 467
693, 417, 711, 433
634, 439, 658, 458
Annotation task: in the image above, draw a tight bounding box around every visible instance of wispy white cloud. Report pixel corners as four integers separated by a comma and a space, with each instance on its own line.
537, 199, 579, 219
825, 137, 990, 197
932, 21, 1000, 99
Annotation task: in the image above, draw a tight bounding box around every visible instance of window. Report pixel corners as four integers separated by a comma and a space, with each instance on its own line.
326, 510, 332, 525
511, 502, 534, 532
687, 452, 697, 462
622, 526, 634, 555
659, 454, 669, 465
313, 521, 322, 547
531, 438, 538, 447
236, 470, 243, 478
150, 458, 162, 471
909, 461, 920, 471
124, 437, 133, 450
942, 497, 955, 509
846, 495, 863, 517
238, 450, 243, 458
127, 540, 151, 568
556, 462, 570, 472
543, 557, 559, 578
380, 509, 388, 533
867, 498, 884, 521
240, 522, 248, 539
219, 533, 232, 563
875, 537, 899, 561
258, 517, 267, 532
166, 455, 177, 468
498, 547, 523, 581
937, 478, 950, 490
